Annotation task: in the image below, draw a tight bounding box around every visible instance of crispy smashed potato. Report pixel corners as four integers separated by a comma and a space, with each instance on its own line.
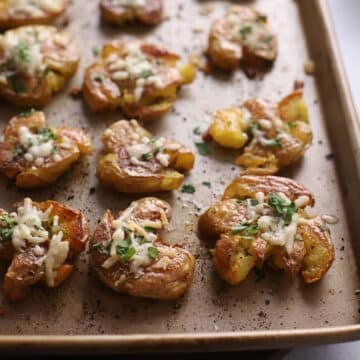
208, 6, 277, 75
90, 197, 195, 300
0, 25, 79, 107
100, 0, 162, 26
0, 0, 68, 29
97, 119, 195, 193
208, 91, 312, 174
0, 110, 92, 188
83, 39, 196, 122
198, 175, 335, 284
0, 198, 89, 301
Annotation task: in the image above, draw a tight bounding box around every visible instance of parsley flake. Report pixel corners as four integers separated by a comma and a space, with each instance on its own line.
268, 193, 298, 225
181, 184, 196, 194
195, 142, 210, 156
148, 246, 158, 260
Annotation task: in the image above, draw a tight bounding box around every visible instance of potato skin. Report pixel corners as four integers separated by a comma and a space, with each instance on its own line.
97, 119, 194, 193
199, 175, 335, 285
0, 25, 79, 107
0, 0, 68, 29
90, 197, 195, 300
208, 6, 277, 74
2, 199, 89, 302
208, 91, 312, 174
83, 39, 195, 121
0, 111, 92, 188
100, 0, 162, 26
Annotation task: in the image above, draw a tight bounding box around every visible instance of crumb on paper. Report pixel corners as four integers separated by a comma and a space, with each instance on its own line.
192, 26, 204, 33
199, 4, 214, 16
304, 59, 315, 75
69, 86, 82, 98
294, 79, 304, 90
355, 289, 360, 295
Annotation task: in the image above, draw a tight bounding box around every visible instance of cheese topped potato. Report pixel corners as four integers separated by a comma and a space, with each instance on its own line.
0, 197, 89, 301
208, 6, 277, 75
0, 0, 68, 29
83, 39, 196, 122
90, 197, 195, 300
0, 25, 79, 107
0, 110, 93, 188
100, 0, 162, 26
97, 119, 195, 193
208, 91, 312, 174
198, 175, 335, 285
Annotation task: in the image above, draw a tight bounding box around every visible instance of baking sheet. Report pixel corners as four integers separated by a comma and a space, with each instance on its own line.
0, 0, 358, 348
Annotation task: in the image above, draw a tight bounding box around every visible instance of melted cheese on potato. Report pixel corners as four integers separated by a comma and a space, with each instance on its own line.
238, 192, 308, 254
11, 197, 51, 250
105, 42, 170, 101
2, 26, 48, 77
106, 0, 146, 8
7, 0, 64, 17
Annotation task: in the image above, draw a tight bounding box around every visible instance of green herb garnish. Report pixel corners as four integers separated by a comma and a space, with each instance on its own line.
12, 144, 23, 158
239, 25, 252, 39
148, 246, 158, 260
202, 181, 211, 188
263, 35, 273, 44
250, 199, 259, 206
263, 135, 282, 147
36, 128, 57, 143
92, 47, 100, 56
193, 126, 201, 135
195, 142, 210, 156
19, 109, 35, 117
231, 222, 259, 237
181, 184, 196, 194
94, 75, 103, 82
141, 152, 153, 161
268, 193, 298, 225
139, 70, 153, 79
0, 214, 14, 242
288, 122, 297, 129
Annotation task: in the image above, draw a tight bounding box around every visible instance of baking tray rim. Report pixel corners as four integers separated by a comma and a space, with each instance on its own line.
0, 0, 359, 351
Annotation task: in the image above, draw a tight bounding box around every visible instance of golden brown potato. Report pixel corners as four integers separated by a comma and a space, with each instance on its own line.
83, 39, 196, 122
0, 25, 79, 107
100, 0, 162, 26
208, 6, 277, 75
0, 197, 89, 301
0, 0, 68, 29
0, 110, 93, 188
198, 175, 335, 285
97, 119, 195, 193
208, 91, 312, 174
90, 197, 195, 300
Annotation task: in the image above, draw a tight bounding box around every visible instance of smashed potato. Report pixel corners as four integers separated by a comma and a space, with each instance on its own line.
97, 119, 195, 193
90, 197, 195, 300
208, 6, 277, 75
0, 197, 89, 301
100, 0, 162, 26
0, 0, 68, 29
208, 91, 312, 174
198, 175, 335, 284
0, 110, 92, 188
0, 25, 79, 107
83, 39, 196, 122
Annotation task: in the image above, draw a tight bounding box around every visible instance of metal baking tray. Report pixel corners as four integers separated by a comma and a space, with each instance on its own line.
0, 0, 359, 353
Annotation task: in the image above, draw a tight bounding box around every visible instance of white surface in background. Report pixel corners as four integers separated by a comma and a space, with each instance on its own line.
286, 0, 360, 358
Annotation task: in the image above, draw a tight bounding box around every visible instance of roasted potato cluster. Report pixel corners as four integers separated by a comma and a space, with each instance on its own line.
0, 0, 68, 29
208, 91, 312, 174
199, 175, 335, 285
208, 6, 277, 75
90, 197, 195, 300
0, 110, 93, 188
100, 0, 162, 26
83, 39, 196, 121
0, 197, 89, 301
0, 25, 79, 107
97, 119, 195, 193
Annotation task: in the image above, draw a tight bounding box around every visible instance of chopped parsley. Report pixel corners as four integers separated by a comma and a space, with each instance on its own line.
193, 126, 201, 135
144, 226, 156, 232
231, 222, 259, 237
94, 75, 103, 82
19, 109, 35, 117
116, 236, 136, 262
181, 184, 196, 194
268, 193, 298, 226
248, 123, 260, 136
92, 47, 100, 56
263, 135, 282, 147
14, 41, 30, 63
201, 181, 211, 188
0, 214, 14, 242
195, 142, 210, 156
239, 25, 252, 39
141, 152, 153, 161
12, 144, 23, 158
148, 246, 158, 260
43, 66, 50, 76
250, 199, 259, 206
263, 35, 273, 44
139, 70, 153, 79
288, 122, 297, 129
36, 128, 57, 143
